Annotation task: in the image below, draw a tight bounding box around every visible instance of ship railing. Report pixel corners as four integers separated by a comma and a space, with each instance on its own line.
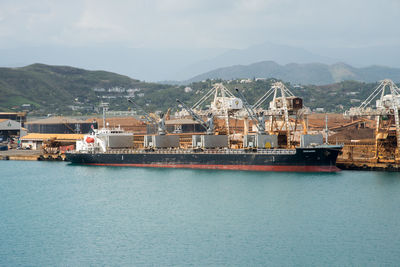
102, 148, 297, 155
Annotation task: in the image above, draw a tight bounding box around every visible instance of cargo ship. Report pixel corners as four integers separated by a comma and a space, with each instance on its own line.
65, 128, 342, 172
66, 147, 342, 172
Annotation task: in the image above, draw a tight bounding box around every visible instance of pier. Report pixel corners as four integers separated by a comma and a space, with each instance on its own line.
0, 150, 41, 161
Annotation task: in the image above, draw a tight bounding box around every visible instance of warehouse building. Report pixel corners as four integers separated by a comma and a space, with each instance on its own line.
20, 133, 84, 150
92, 117, 147, 133
0, 119, 27, 141
26, 117, 97, 134
0, 112, 27, 126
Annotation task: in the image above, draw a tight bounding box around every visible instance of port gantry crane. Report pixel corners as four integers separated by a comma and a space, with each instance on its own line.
191, 83, 242, 114
180, 81, 306, 147
188, 83, 243, 135
346, 79, 400, 160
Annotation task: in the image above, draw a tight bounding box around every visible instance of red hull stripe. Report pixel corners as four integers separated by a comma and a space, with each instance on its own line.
82, 163, 340, 172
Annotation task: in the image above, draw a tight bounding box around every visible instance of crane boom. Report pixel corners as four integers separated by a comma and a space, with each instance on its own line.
235, 88, 265, 134
127, 99, 157, 125
176, 99, 212, 134
128, 98, 167, 135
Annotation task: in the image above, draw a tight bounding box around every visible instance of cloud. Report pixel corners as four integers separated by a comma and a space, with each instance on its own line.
0, 0, 398, 49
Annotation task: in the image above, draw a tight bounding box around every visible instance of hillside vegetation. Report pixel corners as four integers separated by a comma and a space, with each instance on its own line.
0, 64, 176, 114
0, 63, 393, 116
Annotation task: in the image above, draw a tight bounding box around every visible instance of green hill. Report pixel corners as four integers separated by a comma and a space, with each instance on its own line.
0, 63, 395, 115
0, 63, 184, 115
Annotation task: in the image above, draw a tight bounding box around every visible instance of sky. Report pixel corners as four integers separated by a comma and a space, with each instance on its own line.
0, 0, 399, 81
1, 0, 399, 49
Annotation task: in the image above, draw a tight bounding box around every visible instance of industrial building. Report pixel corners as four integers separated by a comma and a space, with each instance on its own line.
20, 133, 84, 150
165, 118, 205, 134
93, 117, 146, 133
0, 119, 26, 141
26, 117, 97, 134
145, 118, 206, 134
0, 112, 27, 126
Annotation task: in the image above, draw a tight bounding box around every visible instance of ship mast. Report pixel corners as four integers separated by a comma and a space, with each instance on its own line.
100, 102, 109, 129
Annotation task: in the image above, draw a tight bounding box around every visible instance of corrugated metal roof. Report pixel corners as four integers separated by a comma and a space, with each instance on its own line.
89, 117, 146, 127
26, 117, 89, 125
0, 119, 21, 130
21, 133, 84, 141
165, 118, 200, 125
0, 112, 27, 115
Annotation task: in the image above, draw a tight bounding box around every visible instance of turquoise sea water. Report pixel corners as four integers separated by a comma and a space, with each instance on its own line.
1, 161, 400, 266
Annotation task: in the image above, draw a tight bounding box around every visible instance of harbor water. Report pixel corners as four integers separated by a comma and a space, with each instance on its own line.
1, 161, 400, 266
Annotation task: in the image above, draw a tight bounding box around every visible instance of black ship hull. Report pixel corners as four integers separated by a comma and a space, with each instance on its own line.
66, 146, 342, 172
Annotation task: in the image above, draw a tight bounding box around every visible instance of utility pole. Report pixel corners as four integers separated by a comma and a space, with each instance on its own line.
18, 115, 22, 148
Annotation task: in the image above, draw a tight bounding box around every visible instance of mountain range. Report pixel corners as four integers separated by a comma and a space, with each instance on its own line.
185, 61, 400, 85
1, 42, 399, 82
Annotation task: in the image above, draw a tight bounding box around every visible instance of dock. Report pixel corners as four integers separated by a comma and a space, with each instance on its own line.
337, 161, 400, 171
0, 150, 41, 161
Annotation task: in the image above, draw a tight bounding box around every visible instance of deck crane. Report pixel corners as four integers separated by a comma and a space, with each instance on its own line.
234, 88, 266, 135
176, 99, 214, 135
127, 98, 166, 135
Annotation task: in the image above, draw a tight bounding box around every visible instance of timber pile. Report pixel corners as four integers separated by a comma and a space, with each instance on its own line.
330, 128, 374, 141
